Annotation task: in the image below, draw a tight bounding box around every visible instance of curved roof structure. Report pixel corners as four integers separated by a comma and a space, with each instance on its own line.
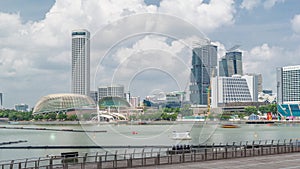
99, 96, 130, 108
33, 93, 96, 114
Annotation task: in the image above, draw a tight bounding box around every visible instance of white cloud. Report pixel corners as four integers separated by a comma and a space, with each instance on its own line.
0, 0, 237, 107
263, 0, 284, 9
291, 14, 300, 34
240, 0, 284, 10
243, 43, 298, 91
159, 0, 235, 33
240, 0, 260, 10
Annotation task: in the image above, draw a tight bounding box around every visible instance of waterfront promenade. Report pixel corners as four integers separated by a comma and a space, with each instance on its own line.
1, 139, 299, 169
134, 152, 300, 169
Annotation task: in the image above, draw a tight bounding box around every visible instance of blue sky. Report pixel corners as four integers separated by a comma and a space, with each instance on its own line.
0, 0, 299, 108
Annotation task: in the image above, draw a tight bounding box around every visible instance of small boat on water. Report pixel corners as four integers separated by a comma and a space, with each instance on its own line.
172, 131, 192, 140
221, 124, 239, 128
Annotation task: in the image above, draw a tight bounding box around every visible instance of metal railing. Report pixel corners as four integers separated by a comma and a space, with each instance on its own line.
1, 138, 300, 169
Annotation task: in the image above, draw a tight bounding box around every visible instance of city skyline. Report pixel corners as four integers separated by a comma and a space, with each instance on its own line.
0, 0, 300, 108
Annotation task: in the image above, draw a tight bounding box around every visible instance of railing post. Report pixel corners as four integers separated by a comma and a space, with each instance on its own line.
105, 151, 108, 161
204, 148, 207, 161
127, 155, 132, 168
155, 153, 160, 165
182, 149, 185, 163
49, 157, 53, 169
289, 139, 292, 152
240, 142, 243, 157
232, 142, 235, 158
244, 141, 248, 157
133, 149, 135, 158
35, 161, 38, 169
225, 144, 228, 159
114, 150, 118, 168
270, 140, 273, 154
142, 148, 145, 166
24, 159, 28, 169
95, 152, 98, 162
97, 156, 102, 169
296, 139, 299, 152
212, 143, 215, 160
18, 162, 21, 169
82, 153, 88, 169
124, 149, 127, 160
9, 160, 14, 169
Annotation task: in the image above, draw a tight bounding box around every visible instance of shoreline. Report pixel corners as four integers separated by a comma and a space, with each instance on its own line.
1, 119, 300, 126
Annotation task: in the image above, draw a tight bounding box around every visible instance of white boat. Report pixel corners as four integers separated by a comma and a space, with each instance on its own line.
172, 131, 192, 140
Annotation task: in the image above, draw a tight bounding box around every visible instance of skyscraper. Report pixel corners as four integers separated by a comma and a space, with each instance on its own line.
71, 29, 90, 96
190, 45, 218, 105
219, 51, 243, 77
277, 65, 300, 104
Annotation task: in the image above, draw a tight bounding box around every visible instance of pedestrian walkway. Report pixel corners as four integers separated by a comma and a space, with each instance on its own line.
134, 152, 300, 169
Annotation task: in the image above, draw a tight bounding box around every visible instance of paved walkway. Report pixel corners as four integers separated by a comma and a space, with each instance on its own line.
134, 152, 300, 169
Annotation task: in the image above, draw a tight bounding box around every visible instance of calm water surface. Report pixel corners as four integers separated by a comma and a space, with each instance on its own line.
0, 122, 299, 161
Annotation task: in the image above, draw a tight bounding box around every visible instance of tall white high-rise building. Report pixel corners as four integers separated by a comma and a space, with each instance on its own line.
277, 65, 300, 104
71, 29, 90, 96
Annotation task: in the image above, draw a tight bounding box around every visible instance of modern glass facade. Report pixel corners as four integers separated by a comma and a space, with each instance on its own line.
277, 65, 300, 104
71, 29, 90, 96
190, 45, 217, 105
33, 93, 96, 114
219, 51, 243, 77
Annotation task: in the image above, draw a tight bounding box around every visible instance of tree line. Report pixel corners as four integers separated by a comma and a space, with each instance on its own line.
0, 109, 78, 121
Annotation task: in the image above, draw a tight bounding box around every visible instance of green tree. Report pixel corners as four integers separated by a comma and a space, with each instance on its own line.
258, 105, 269, 114
57, 113, 67, 120
48, 113, 57, 120
268, 104, 277, 114
43, 114, 50, 120
244, 106, 258, 115
67, 114, 78, 121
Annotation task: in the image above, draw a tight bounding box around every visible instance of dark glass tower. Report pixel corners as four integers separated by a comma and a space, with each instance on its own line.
219, 51, 243, 77
190, 45, 217, 105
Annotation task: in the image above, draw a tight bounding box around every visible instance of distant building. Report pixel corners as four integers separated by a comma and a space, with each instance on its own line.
14, 104, 29, 112
246, 73, 262, 93
0, 93, 2, 109
98, 85, 125, 100
190, 44, 218, 105
258, 92, 276, 103
262, 89, 273, 96
211, 74, 258, 108
277, 65, 300, 104
219, 51, 243, 77
130, 96, 140, 108
277, 65, 300, 117
71, 29, 90, 96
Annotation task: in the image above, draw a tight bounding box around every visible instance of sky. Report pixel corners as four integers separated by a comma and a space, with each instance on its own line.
0, 0, 300, 109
